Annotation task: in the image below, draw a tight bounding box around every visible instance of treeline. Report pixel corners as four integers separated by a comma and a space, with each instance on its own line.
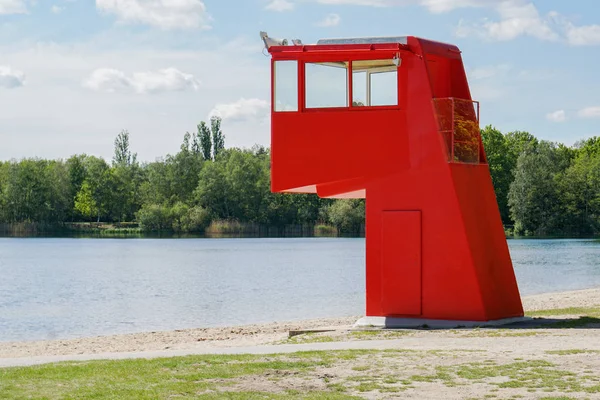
0, 117, 364, 234
481, 126, 600, 236
0, 121, 598, 237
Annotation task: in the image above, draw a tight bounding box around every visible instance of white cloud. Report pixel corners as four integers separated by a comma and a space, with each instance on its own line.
418, 0, 501, 13
131, 68, 201, 94
209, 98, 269, 121
96, 0, 211, 30
312, 0, 600, 46
315, 0, 502, 13
265, 0, 294, 11
0, 37, 270, 162
51, 5, 63, 14
0, 0, 28, 14
565, 23, 600, 46
578, 107, 600, 119
546, 110, 566, 123
316, 0, 558, 42
83, 68, 133, 93
484, 2, 558, 41
456, 1, 558, 42
0, 65, 25, 88
316, 13, 341, 27
316, 0, 388, 6
84, 67, 200, 94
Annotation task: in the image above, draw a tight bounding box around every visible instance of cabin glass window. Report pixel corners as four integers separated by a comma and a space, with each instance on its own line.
352, 71, 367, 106
274, 61, 298, 112
305, 62, 349, 108
352, 59, 398, 107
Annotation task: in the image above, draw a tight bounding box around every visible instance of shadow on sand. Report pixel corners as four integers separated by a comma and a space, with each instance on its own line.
496, 316, 600, 330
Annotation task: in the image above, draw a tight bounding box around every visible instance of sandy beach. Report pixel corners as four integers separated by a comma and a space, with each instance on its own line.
1, 287, 599, 360
2, 287, 600, 399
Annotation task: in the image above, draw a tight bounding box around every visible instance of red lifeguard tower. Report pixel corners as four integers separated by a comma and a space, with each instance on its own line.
261, 33, 524, 327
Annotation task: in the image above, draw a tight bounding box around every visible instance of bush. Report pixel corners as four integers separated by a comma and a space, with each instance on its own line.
326, 199, 365, 234
169, 202, 189, 233
205, 220, 261, 235
179, 206, 211, 233
137, 203, 211, 233
136, 204, 171, 231
314, 224, 337, 237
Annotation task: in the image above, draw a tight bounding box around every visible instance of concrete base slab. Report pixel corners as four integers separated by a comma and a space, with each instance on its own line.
354, 316, 531, 329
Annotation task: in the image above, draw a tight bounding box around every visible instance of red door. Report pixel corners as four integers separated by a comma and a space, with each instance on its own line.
381, 211, 422, 316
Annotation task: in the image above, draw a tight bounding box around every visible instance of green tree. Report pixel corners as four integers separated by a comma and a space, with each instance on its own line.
505, 130, 538, 170
0, 159, 62, 223
195, 155, 231, 218
74, 181, 98, 220
81, 156, 113, 222
169, 133, 204, 204
139, 160, 172, 206
191, 131, 200, 155
481, 125, 512, 223
65, 155, 88, 221
575, 136, 600, 158
198, 121, 212, 161
326, 199, 365, 234
223, 149, 270, 221
111, 131, 143, 221
211, 116, 225, 160
0, 162, 8, 222
140, 133, 204, 208
508, 141, 564, 235
113, 130, 135, 167
557, 149, 600, 236
45, 160, 71, 223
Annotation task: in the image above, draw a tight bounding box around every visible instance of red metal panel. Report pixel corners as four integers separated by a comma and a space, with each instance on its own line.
271, 110, 409, 194
267, 35, 524, 322
381, 211, 422, 316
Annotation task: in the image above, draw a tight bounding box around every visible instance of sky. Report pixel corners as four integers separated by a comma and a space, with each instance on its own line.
0, 0, 599, 162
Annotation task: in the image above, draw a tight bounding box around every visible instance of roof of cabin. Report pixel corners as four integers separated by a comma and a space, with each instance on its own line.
316, 36, 408, 45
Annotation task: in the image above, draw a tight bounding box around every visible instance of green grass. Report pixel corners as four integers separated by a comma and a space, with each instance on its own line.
410, 366, 456, 385
285, 333, 336, 344
350, 329, 412, 339
351, 330, 382, 337
2, 348, 599, 399
539, 397, 579, 400
546, 350, 600, 356
0, 351, 370, 400
452, 329, 545, 337
527, 306, 600, 318
420, 360, 600, 393
282, 329, 412, 345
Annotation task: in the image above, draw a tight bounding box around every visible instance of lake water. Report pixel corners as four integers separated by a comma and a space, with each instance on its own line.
0, 238, 599, 342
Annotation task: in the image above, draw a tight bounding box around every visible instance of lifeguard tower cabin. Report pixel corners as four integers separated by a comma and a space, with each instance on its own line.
261, 33, 524, 327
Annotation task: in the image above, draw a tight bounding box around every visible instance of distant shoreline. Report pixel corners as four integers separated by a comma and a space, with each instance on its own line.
0, 221, 365, 239
0, 229, 597, 240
